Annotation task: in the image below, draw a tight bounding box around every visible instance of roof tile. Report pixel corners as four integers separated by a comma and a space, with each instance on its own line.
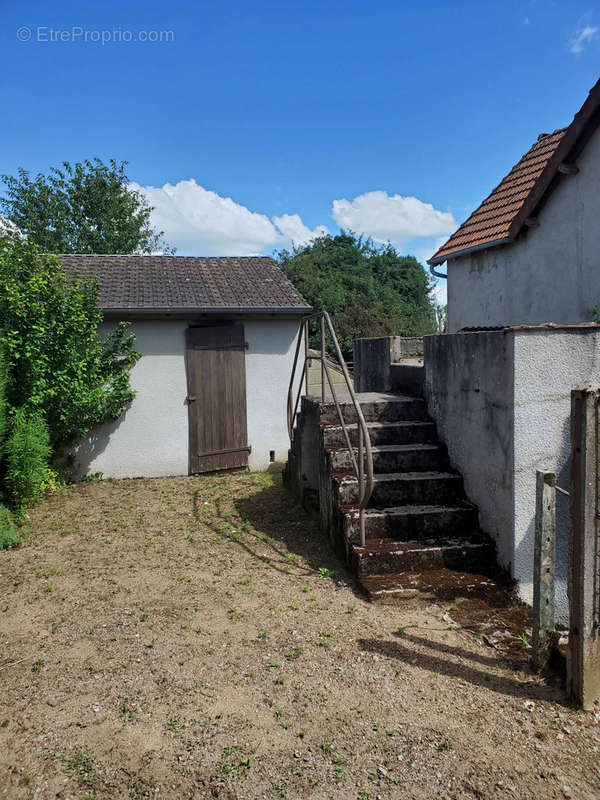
58, 255, 311, 313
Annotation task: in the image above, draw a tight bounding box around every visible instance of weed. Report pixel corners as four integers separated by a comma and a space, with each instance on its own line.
286, 645, 304, 660
60, 748, 101, 790
394, 626, 405, 636
215, 745, 254, 781
82, 471, 104, 484
275, 674, 285, 686
438, 738, 453, 752
347, 603, 356, 614
31, 658, 45, 672
317, 566, 334, 579
18, 775, 31, 786
165, 715, 181, 732
258, 627, 268, 640
119, 698, 135, 723
129, 776, 157, 799
518, 632, 531, 648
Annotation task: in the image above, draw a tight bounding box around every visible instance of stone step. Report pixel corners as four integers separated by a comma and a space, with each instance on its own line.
322, 420, 437, 448
350, 535, 495, 577
328, 443, 447, 474
318, 394, 429, 424
359, 569, 499, 602
334, 471, 464, 508
342, 503, 479, 545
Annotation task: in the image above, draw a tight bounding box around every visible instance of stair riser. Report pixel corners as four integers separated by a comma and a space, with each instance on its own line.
352, 542, 495, 577
343, 508, 479, 545
319, 400, 429, 424
330, 448, 446, 474
323, 423, 437, 448
336, 478, 464, 508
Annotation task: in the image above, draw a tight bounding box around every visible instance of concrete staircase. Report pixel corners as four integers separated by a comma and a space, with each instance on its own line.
296, 392, 495, 600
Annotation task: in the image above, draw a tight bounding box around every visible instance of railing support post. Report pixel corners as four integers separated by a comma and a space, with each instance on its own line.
304, 321, 309, 397
532, 470, 556, 669
568, 382, 600, 710
358, 423, 365, 547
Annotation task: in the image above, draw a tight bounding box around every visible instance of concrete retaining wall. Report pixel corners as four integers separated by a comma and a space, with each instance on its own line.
425, 327, 600, 623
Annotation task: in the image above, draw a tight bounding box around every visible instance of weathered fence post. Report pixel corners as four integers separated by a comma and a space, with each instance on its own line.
532, 470, 556, 669
568, 382, 600, 710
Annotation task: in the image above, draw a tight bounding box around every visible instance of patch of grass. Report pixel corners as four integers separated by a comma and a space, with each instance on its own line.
31, 658, 45, 672
165, 715, 181, 732
286, 645, 304, 660
60, 748, 101, 791
215, 745, 254, 782
438, 738, 453, 752
129, 776, 157, 799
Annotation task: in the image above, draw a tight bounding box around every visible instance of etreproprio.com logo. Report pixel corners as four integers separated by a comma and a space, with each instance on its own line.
16, 26, 175, 44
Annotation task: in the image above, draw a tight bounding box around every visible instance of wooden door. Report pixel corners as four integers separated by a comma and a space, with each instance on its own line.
186, 324, 249, 473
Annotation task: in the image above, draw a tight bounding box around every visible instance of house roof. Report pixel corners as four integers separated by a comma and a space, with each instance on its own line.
58, 254, 312, 314
429, 78, 600, 265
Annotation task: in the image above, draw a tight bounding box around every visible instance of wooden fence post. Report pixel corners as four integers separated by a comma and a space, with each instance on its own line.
568, 382, 600, 710
532, 470, 556, 669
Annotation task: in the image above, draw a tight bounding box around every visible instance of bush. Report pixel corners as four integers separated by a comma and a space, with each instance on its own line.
0, 504, 19, 549
0, 234, 140, 449
5, 409, 50, 510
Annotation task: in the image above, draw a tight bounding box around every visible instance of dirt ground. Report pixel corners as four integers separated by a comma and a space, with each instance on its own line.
1, 471, 599, 800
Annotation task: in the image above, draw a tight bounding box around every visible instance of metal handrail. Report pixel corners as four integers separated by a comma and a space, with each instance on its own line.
287, 311, 374, 547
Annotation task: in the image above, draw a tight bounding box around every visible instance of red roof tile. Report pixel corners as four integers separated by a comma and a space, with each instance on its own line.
429, 78, 600, 265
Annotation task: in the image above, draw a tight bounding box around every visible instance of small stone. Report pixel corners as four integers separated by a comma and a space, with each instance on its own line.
524, 700, 535, 712
92, 704, 101, 713
46, 697, 57, 707
293, 751, 301, 759
561, 786, 572, 798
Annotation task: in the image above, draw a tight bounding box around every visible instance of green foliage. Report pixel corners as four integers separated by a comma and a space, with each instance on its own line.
0, 235, 140, 449
0, 345, 7, 457
277, 232, 436, 357
5, 408, 50, 509
434, 304, 448, 333
1, 158, 172, 254
0, 504, 19, 550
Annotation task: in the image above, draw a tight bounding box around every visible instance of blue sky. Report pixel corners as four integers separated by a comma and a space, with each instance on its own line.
2, 0, 599, 302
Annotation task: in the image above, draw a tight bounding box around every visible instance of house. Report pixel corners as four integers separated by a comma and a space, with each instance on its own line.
428, 77, 600, 334
59, 255, 311, 479
418, 78, 600, 621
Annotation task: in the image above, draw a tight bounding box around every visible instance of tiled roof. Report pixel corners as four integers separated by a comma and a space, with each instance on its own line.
429, 78, 600, 265
58, 255, 311, 313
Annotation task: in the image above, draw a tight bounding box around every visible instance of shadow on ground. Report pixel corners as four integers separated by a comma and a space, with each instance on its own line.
357, 631, 568, 704
191, 472, 353, 585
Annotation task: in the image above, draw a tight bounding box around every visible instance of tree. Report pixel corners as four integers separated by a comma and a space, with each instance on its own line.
277, 232, 436, 357
0, 158, 172, 254
0, 233, 140, 450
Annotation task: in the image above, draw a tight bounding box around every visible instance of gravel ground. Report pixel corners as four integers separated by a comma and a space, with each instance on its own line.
0, 471, 599, 800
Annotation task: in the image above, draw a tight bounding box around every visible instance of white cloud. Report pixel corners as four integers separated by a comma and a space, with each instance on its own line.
331, 190, 456, 245
271, 213, 329, 248
131, 179, 327, 255
568, 25, 599, 54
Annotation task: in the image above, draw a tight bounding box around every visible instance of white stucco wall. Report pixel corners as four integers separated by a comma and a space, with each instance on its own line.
512, 328, 600, 621
72, 317, 302, 479
447, 124, 600, 333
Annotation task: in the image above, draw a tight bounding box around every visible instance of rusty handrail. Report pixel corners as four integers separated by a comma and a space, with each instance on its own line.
287, 311, 373, 546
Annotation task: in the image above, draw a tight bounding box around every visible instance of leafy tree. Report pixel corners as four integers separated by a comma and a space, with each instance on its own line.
0, 158, 172, 254
0, 234, 140, 450
277, 232, 436, 357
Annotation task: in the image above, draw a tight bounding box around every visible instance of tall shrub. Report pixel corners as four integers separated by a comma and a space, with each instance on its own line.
0, 345, 7, 456
5, 409, 50, 510
0, 234, 140, 449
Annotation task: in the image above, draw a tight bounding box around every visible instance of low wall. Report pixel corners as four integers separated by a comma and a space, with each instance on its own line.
354, 336, 424, 393
424, 332, 515, 569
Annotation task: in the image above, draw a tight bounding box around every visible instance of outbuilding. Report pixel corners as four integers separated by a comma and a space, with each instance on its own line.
59, 255, 310, 479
